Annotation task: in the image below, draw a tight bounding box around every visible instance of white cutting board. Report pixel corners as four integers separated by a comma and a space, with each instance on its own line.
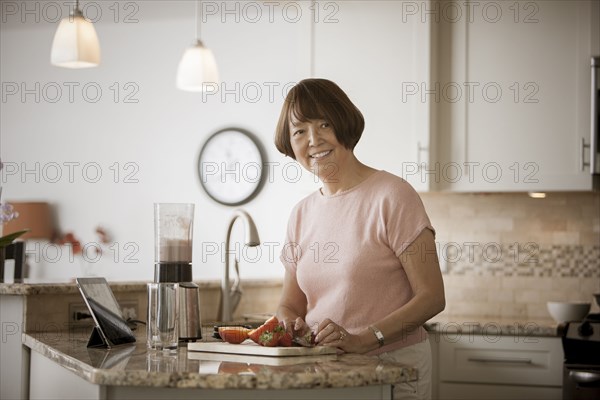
187, 351, 337, 366
187, 340, 337, 357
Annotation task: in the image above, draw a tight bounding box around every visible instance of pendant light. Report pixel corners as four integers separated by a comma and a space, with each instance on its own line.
50, 0, 100, 68
176, 0, 219, 92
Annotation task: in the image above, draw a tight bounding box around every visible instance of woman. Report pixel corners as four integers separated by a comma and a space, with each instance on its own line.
274, 79, 445, 400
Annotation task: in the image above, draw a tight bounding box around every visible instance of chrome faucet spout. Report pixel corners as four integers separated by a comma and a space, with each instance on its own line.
219, 209, 260, 322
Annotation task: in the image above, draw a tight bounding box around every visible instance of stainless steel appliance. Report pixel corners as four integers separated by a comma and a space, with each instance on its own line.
561, 315, 600, 399
177, 281, 202, 341
153, 203, 202, 342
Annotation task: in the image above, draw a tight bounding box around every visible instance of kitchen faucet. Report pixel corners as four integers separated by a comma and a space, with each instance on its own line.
218, 209, 260, 322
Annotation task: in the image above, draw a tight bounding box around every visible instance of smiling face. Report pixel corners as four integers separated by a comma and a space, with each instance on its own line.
289, 117, 354, 180
274, 79, 365, 162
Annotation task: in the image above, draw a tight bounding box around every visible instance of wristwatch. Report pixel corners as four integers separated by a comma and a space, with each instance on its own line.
369, 325, 385, 347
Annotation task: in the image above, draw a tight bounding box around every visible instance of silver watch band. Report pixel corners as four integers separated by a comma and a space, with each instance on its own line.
369, 325, 385, 347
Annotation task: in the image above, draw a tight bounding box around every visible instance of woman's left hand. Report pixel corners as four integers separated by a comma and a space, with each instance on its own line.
315, 318, 363, 353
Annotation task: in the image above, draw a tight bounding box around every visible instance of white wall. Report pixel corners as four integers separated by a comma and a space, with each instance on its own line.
0, 0, 323, 281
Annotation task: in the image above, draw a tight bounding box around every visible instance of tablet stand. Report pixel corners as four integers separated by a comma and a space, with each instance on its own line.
87, 326, 110, 348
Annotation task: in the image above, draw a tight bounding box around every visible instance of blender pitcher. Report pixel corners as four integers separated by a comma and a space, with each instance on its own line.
153, 203, 202, 342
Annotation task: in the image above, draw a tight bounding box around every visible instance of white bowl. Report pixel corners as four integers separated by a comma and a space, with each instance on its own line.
547, 301, 591, 323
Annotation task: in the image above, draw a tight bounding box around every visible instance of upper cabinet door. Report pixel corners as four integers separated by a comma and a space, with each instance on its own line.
436, 0, 599, 191
313, 1, 433, 191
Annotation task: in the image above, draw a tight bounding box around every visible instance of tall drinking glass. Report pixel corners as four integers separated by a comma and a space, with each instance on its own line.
147, 282, 179, 352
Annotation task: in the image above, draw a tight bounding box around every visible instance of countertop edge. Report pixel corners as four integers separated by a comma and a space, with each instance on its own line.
23, 333, 101, 384
22, 333, 418, 389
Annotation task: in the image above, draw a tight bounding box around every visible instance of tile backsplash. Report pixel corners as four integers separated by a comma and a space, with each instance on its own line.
444, 243, 600, 278
420, 192, 600, 319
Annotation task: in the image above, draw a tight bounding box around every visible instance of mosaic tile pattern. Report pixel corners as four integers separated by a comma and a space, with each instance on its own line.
445, 244, 600, 278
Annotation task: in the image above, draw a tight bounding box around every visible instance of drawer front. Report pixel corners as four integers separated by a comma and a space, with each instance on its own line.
439, 382, 562, 400
439, 336, 563, 386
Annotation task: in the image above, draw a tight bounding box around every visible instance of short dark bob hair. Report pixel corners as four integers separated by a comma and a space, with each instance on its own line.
274, 79, 365, 159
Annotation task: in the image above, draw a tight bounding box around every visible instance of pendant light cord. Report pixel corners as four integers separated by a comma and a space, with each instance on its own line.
196, 0, 201, 40
310, 0, 315, 77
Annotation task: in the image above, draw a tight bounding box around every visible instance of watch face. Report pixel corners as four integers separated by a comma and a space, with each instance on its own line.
198, 128, 265, 206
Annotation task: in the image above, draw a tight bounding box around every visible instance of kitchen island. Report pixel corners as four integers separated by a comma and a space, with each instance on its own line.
23, 328, 417, 400
3, 280, 419, 400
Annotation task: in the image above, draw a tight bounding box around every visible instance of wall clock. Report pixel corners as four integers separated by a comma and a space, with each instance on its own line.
198, 128, 266, 206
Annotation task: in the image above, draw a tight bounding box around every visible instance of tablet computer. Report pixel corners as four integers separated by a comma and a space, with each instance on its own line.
76, 277, 136, 348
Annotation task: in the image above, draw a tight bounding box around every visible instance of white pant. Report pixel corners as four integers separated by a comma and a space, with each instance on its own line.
377, 338, 432, 400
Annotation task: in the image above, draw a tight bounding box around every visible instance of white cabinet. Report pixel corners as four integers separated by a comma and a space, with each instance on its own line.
0, 295, 28, 400
435, 334, 563, 400
310, 1, 600, 192
436, 0, 600, 191
29, 351, 101, 400
313, 1, 434, 191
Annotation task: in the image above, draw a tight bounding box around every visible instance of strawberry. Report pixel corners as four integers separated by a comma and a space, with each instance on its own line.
278, 331, 293, 347
293, 331, 316, 347
258, 331, 278, 347
248, 315, 279, 344
218, 327, 251, 344
258, 325, 285, 347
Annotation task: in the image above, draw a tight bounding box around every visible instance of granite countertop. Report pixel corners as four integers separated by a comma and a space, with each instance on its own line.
424, 314, 560, 337
22, 328, 417, 390
0, 279, 282, 295
0, 281, 148, 295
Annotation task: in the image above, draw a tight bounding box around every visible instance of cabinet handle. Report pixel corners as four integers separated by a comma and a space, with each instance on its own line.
417, 141, 428, 171
581, 137, 591, 171
569, 370, 600, 384
467, 357, 533, 364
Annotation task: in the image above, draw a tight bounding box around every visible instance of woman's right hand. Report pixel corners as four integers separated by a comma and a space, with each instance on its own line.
283, 317, 310, 338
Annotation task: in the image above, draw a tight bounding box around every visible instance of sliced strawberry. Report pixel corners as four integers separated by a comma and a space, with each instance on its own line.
218, 327, 251, 344
278, 331, 293, 347
258, 331, 279, 347
259, 325, 285, 347
248, 315, 279, 344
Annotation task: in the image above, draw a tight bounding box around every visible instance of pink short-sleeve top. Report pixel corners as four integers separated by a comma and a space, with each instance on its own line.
280, 170, 435, 354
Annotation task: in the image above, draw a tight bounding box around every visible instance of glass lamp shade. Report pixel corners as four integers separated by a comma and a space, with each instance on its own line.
176, 40, 220, 92
50, 14, 100, 68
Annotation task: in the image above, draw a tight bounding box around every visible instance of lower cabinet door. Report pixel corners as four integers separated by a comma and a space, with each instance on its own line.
439, 335, 563, 386
439, 382, 562, 400
437, 335, 564, 399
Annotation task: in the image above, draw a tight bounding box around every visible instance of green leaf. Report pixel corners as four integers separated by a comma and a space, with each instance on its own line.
0, 229, 29, 247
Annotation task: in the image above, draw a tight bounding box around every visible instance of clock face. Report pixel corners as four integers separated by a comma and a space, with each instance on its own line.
198, 128, 265, 206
